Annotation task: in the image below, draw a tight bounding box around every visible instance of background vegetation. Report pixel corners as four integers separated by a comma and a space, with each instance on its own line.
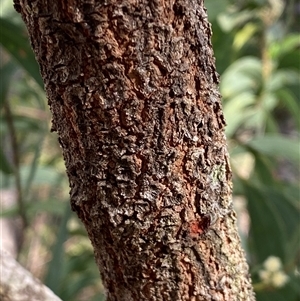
1, 0, 299, 300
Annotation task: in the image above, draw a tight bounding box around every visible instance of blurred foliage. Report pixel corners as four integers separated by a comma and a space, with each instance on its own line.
0, 0, 299, 300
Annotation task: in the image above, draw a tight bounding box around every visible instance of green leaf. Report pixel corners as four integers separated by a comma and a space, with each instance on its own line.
267, 70, 300, 92
245, 182, 285, 261
0, 62, 17, 175
246, 134, 300, 164
0, 18, 43, 88
278, 53, 300, 72
233, 23, 258, 51
61, 274, 96, 299
27, 199, 66, 216
0, 62, 18, 110
217, 10, 256, 32
44, 204, 72, 294
58, 251, 101, 300
243, 109, 267, 132
256, 276, 300, 301
223, 92, 256, 137
205, 0, 229, 21
251, 153, 274, 186
276, 88, 300, 129
23, 132, 45, 199
0, 199, 66, 218
260, 92, 278, 111
244, 181, 299, 263
20, 165, 64, 186
270, 34, 300, 60
265, 113, 279, 134
221, 57, 262, 98
0, 146, 13, 174
211, 22, 235, 74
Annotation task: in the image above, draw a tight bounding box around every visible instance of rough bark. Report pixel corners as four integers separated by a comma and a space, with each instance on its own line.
14, 0, 255, 300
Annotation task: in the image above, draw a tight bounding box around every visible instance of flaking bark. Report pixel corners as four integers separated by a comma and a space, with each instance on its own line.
15, 0, 256, 300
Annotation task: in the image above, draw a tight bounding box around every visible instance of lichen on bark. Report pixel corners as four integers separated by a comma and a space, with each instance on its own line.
15, 0, 255, 300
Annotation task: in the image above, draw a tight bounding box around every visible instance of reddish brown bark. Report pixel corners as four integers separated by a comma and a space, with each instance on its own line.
15, 0, 255, 300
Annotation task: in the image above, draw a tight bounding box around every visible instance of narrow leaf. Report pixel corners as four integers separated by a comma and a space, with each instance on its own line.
246, 135, 300, 164
0, 18, 43, 88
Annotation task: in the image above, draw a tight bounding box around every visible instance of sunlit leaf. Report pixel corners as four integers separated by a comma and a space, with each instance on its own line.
260, 92, 278, 111
217, 10, 256, 32
221, 57, 262, 98
233, 23, 258, 51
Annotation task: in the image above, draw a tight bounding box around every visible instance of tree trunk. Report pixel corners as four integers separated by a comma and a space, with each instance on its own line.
14, 0, 255, 300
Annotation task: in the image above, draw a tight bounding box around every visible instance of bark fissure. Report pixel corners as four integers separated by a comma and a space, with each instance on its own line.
15, 0, 255, 300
